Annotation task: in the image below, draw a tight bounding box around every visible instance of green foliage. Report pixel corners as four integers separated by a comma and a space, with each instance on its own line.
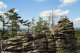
0, 13, 10, 39
5, 8, 21, 37
0, 30, 10, 39
22, 20, 31, 34
34, 17, 49, 32
76, 29, 80, 44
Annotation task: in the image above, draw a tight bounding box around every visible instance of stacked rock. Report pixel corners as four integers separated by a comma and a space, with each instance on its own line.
2, 30, 56, 53
54, 17, 76, 53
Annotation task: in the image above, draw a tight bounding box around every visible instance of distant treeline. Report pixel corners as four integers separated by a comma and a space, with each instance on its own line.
76, 29, 80, 44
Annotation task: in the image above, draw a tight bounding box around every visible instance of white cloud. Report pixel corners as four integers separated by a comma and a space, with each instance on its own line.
0, 1, 7, 9
59, 0, 79, 7
0, 11, 4, 28
73, 18, 80, 23
0, 11, 5, 16
14, 9, 18, 12
40, 9, 69, 17
73, 18, 80, 28
33, 0, 46, 2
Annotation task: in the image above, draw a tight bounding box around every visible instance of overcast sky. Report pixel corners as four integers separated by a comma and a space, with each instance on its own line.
0, 0, 80, 28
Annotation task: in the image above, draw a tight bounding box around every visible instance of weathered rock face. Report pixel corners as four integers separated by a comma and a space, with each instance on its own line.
52, 18, 76, 53
1, 18, 76, 53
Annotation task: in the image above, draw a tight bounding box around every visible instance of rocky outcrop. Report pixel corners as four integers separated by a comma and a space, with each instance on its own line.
1, 17, 76, 53
50, 17, 76, 53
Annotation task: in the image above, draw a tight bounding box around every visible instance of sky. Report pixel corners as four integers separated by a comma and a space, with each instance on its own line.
0, 0, 80, 28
